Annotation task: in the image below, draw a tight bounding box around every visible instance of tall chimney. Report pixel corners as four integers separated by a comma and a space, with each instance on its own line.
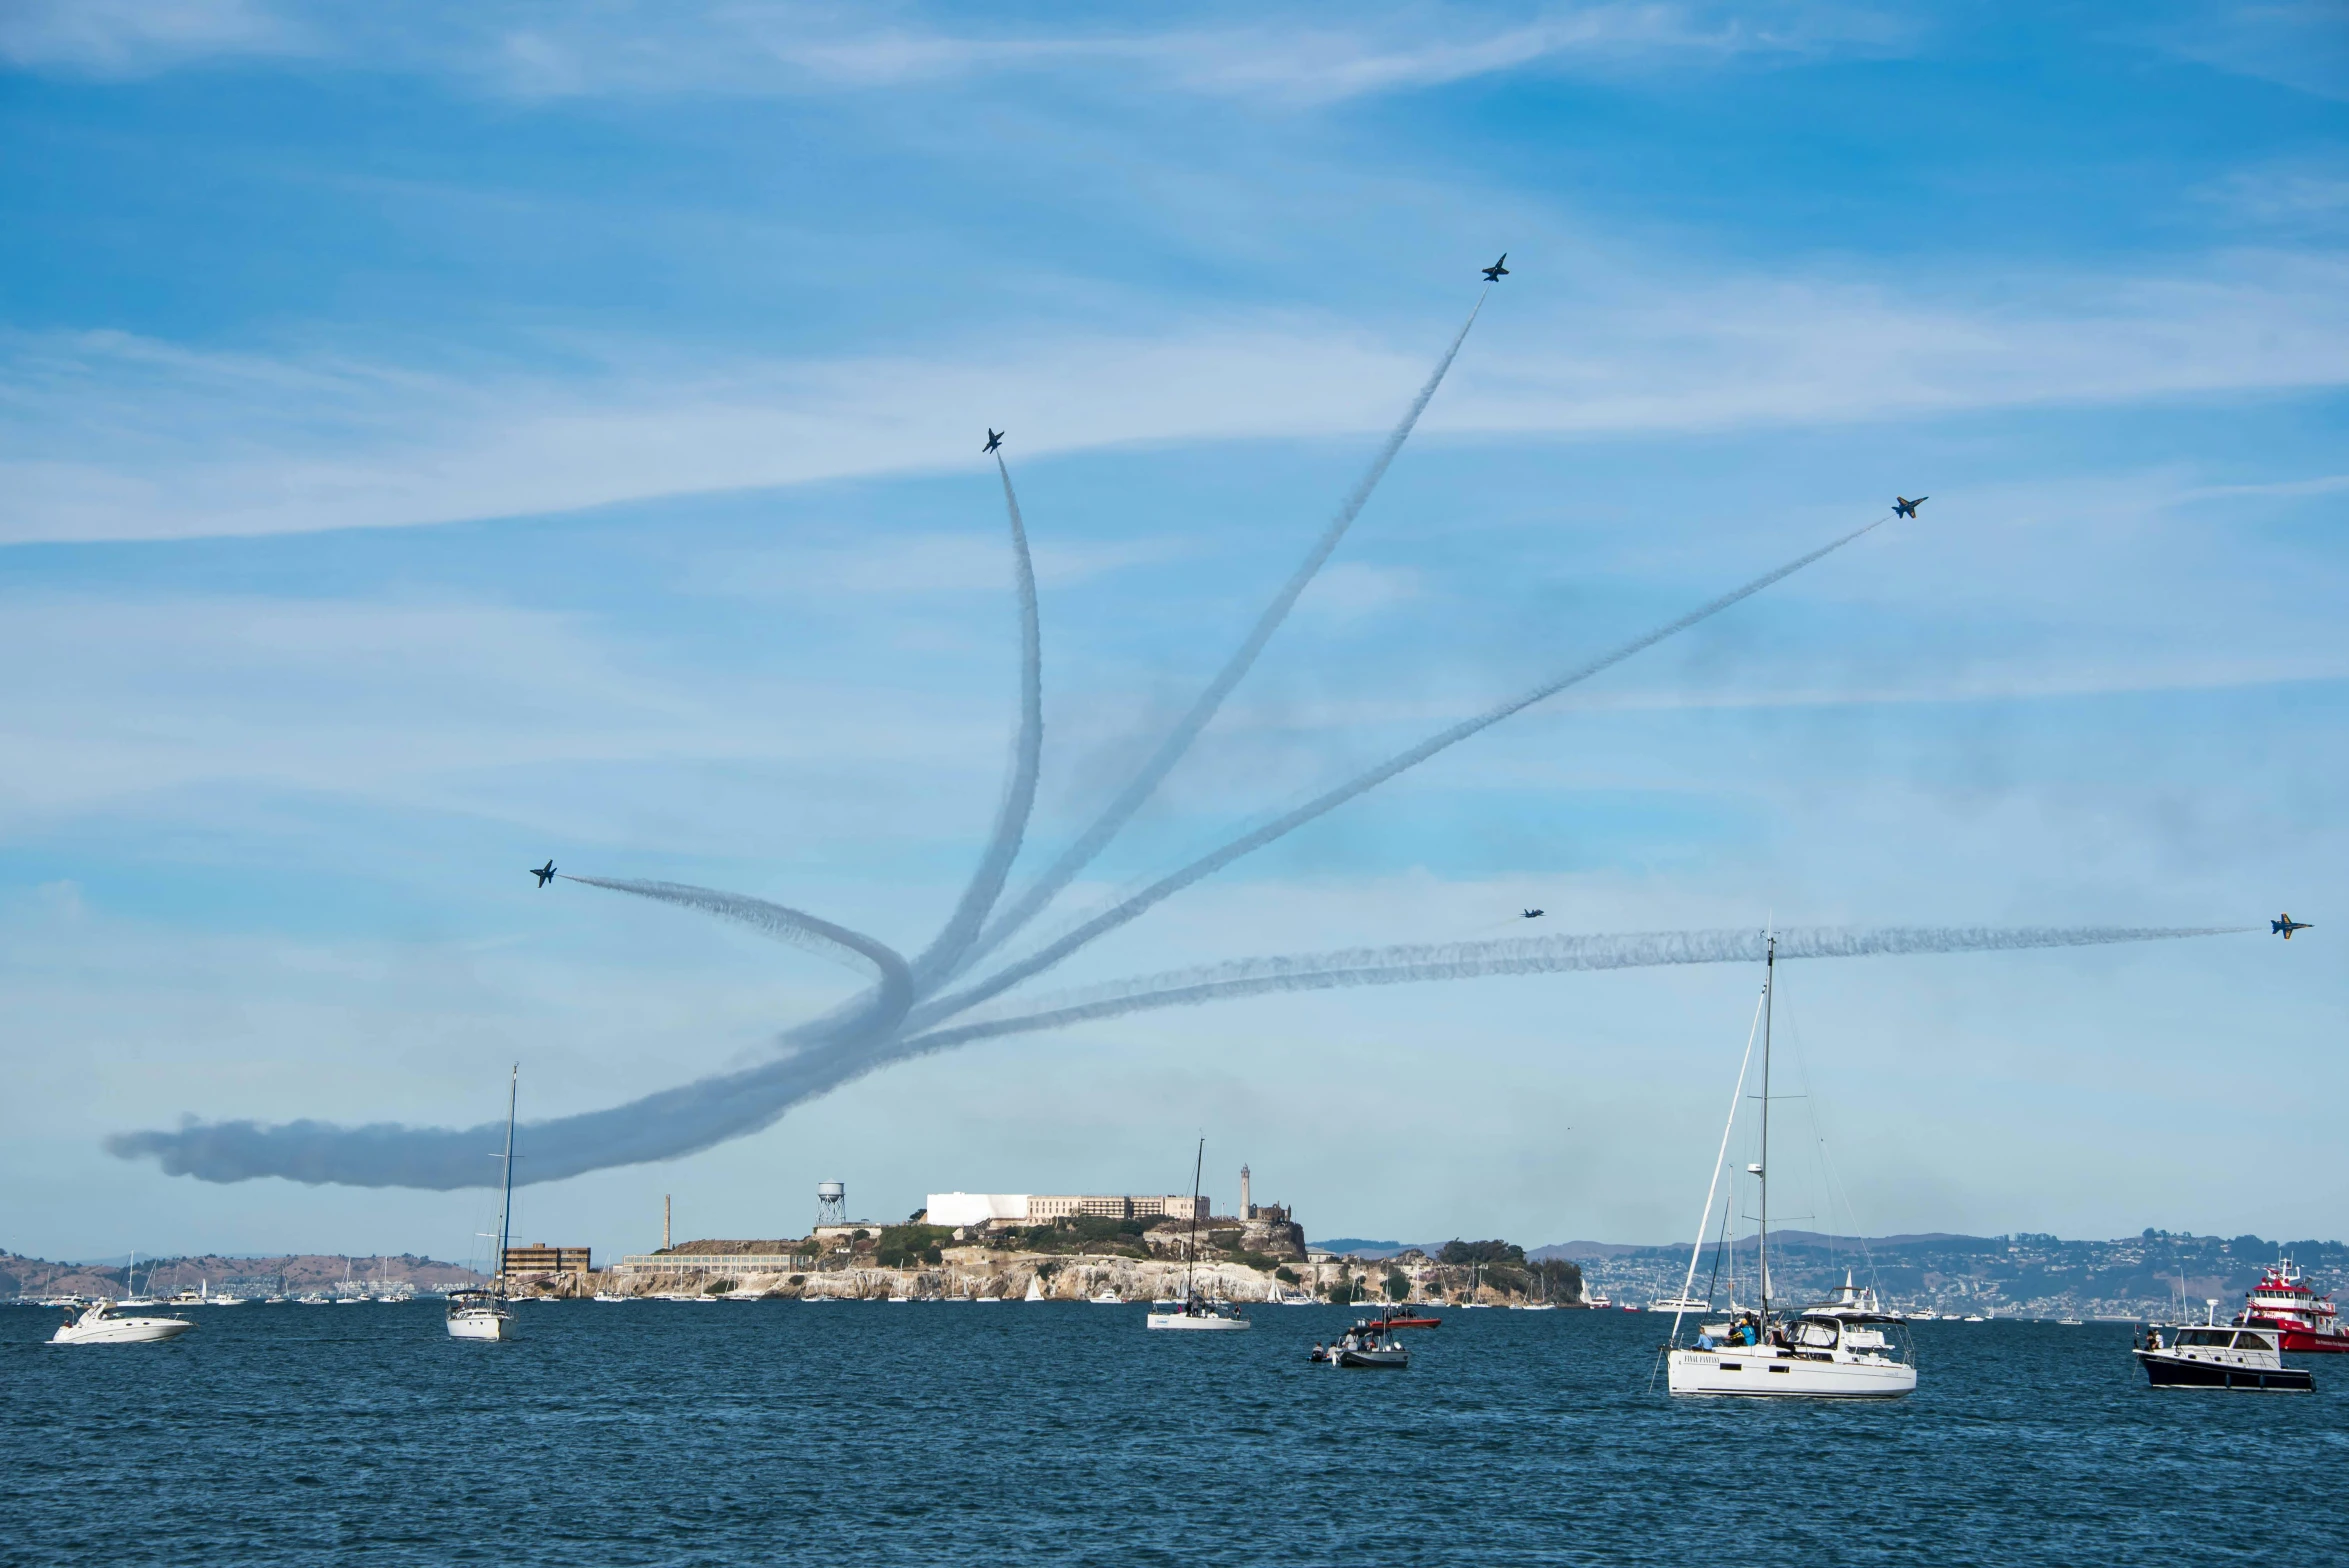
1240, 1164, 1253, 1220
663, 1194, 672, 1250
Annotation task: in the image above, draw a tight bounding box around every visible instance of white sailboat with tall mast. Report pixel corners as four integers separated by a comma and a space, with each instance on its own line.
1147, 1139, 1248, 1331
445, 1064, 519, 1342
1664, 936, 1914, 1399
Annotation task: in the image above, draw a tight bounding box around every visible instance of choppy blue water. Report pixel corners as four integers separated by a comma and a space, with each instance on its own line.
8, 1300, 2347, 1565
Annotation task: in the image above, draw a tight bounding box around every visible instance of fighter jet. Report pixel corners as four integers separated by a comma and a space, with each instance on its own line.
1522, 908, 1545, 921
1482, 254, 1510, 282
2273, 913, 2312, 939
1893, 495, 1928, 519
983, 429, 1004, 454
531, 860, 557, 888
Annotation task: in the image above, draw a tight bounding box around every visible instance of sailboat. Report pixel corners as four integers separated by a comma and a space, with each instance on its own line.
1146, 1139, 1248, 1331
1664, 936, 1915, 1399
445, 1064, 520, 1342
1023, 1274, 1047, 1302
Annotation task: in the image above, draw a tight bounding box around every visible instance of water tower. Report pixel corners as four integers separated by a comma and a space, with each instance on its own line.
816, 1180, 847, 1229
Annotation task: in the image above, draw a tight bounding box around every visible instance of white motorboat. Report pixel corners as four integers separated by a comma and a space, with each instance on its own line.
51, 1300, 195, 1345
1145, 1138, 1250, 1333
1091, 1289, 1122, 1305
592, 1292, 628, 1303
446, 1063, 520, 1343
1664, 938, 1916, 1400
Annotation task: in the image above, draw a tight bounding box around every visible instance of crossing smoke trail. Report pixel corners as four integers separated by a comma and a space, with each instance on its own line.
951, 287, 1493, 982
904, 925, 2256, 1052
915, 510, 1898, 1027
107, 921, 2250, 1187
909, 453, 1044, 986
106, 508, 1921, 1187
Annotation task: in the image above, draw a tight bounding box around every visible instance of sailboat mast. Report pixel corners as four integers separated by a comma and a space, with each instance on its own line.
1758, 936, 1775, 1321
494, 1063, 518, 1295
1184, 1137, 1204, 1304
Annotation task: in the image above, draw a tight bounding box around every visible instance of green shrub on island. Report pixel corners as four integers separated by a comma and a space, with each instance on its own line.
874, 1224, 956, 1269
1385, 1269, 1410, 1301
706, 1279, 735, 1295
1439, 1239, 1526, 1267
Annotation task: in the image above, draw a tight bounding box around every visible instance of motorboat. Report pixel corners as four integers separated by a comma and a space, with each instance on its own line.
1091, 1289, 1122, 1305
2234, 1258, 2349, 1352
1664, 939, 1916, 1400
2139, 1311, 2312, 1391
446, 1063, 520, 1343
51, 1300, 195, 1345
592, 1292, 627, 1302
1311, 1321, 1409, 1369
1143, 1138, 1249, 1333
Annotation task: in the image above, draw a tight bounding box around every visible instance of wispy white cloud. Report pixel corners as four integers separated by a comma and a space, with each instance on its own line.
6, 248, 2344, 546
1, 1, 1893, 102
0, 0, 309, 74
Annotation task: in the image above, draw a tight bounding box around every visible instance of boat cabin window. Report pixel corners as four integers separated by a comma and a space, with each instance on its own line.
2174, 1328, 2233, 1346
2230, 1331, 2274, 1351
1793, 1320, 1839, 1348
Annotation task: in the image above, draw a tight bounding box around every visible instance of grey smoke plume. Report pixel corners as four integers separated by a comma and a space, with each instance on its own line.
909, 453, 1044, 987
105, 1027, 904, 1189
953, 288, 1492, 980
906, 925, 2255, 1052
917, 510, 1896, 1026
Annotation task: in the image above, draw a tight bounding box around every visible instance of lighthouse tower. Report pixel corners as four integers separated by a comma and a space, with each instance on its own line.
1239, 1164, 1253, 1220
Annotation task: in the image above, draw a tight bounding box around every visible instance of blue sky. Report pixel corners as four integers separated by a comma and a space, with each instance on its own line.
3, 1, 2345, 1266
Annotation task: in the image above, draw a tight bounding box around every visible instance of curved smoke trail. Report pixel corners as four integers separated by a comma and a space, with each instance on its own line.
908, 453, 1045, 986
917, 510, 1897, 1026
561, 877, 913, 1034
906, 924, 2256, 1051
951, 287, 1493, 981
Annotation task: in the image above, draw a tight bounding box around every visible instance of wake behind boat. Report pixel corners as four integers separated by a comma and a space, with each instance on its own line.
1663, 937, 1916, 1400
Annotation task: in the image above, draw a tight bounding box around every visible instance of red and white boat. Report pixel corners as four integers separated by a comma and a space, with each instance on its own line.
2233, 1258, 2349, 1353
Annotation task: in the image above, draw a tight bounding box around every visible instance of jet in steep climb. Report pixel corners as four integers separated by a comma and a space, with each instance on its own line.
1482, 254, 1510, 282
983, 429, 1004, 454
1894, 495, 1928, 518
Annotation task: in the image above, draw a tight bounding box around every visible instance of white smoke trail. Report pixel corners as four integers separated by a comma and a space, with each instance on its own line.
950, 287, 1493, 981
917, 510, 1898, 1026
908, 453, 1045, 986
907, 925, 2254, 1052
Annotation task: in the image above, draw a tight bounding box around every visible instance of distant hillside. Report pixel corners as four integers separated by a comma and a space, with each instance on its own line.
1, 1250, 485, 1299
1534, 1231, 2349, 1317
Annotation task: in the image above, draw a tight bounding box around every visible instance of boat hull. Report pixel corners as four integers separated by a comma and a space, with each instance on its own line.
2137, 1351, 2311, 1390
1667, 1347, 1915, 1399
445, 1307, 512, 1341
51, 1316, 194, 1345
1146, 1313, 1249, 1331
